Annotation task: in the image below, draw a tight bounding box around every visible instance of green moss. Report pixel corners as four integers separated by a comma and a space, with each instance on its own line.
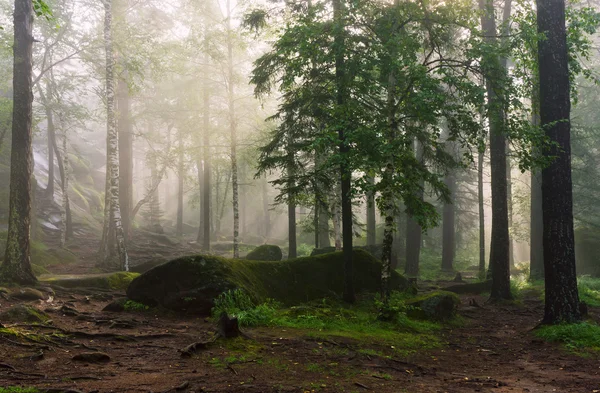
535, 322, 600, 353
123, 300, 150, 312
246, 245, 283, 261
405, 291, 461, 321
0, 305, 49, 324
0, 387, 39, 393
31, 264, 50, 277
107, 272, 140, 290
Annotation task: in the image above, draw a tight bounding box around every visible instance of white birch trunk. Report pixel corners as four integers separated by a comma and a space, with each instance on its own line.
60, 131, 69, 248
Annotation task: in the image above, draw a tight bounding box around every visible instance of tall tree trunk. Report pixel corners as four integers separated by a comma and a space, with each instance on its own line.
478, 150, 486, 278
1, 0, 36, 284
201, 51, 211, 250
262, 174, 270, 239
98, 0, 129, 271
117, 74, 133, 242
537, 0, 581, 323
507, 148, 514, 267
45, 81, 55, 199
332, 0, 354, 303
332, 190, 341, 251
60, 131, 70, 247
530, 92, 544, 281
319, 201, 331, 248
442, 170, 456, 272
366, 176, 376, 246
176, 128, 184, 237
405, 141, 424, 278
393, 210, 405, 270
480, 0, 511, 300
288, 202, 297, 258
226, 0, 240, 258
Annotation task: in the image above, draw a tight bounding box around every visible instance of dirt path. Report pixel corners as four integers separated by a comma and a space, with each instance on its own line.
1, 289, 599, 393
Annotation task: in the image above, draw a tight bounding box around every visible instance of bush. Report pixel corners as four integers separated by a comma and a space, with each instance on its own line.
535, 322, 600, 352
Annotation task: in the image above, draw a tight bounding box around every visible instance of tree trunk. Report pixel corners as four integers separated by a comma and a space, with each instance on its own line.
262, 174, 270, 239
479, 0, 511, 300
478, 149, 486, 278
201, 51, 211, 250
117, 74, 133, 242
405, 141, 424, 278
98, 0, 129, 271
537, 0, 581, 323
60, 131, 70, 247
529, 88, 544, 281
507, 148, 514, 267
318, 200, 330, 248
177, 128, 184, 237
226, 0, 239, 258
45, 81, 55, 199
332, 0, 354, 304
1, 0, 36, 284
393, 210, 405, 270
442, 170, 456, 272
366, 176, 376, 246
288, 202, 297, 258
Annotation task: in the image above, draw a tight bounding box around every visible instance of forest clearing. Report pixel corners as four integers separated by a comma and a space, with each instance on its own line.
1, 0, 600, 391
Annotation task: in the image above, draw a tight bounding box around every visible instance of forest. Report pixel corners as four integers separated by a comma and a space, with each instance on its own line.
0, 0, 599, 391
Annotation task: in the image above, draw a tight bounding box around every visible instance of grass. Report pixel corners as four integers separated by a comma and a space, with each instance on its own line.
578, 276, 600, 307
535, 322, 600, 353
213, 290, 444, 357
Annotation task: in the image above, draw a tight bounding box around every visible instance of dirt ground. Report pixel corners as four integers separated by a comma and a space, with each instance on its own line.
1, 285, 599, 393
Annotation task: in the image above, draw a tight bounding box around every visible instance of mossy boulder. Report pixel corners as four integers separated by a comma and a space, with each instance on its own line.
246, 245, 283, 261
127, 250, 411, 314
406, 291, 460, 321
41, 272, 140, 290
10, 287, 46, 301
311, 245, 383, 260
0, 305, 49, 323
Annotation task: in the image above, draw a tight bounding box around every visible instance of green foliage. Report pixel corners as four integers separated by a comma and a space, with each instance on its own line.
211, 289, 278, 327
123, 300, 150, 312
0, 388, 39, 393
33, 0, 52, 20
578, 276, 600, 307
535, 322, 600, 352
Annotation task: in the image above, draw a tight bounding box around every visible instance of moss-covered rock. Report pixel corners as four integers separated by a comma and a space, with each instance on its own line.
406, 291, 460, 321
246, 245, 283, 261
0, 305, 49, 323
40, 272, 140, 290
127, 250, 411, 314
10, 287, 46, 301
311, 245, 383, 260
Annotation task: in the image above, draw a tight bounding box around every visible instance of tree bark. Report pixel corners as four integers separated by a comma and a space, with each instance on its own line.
60, 131, 70, 247
288, 202, 297, 258
117, 74, 133, 242
366, 176, 376, 246
478, 149, 486, 278
199, 51, 211, 250
98, 0, 129, 271
1, 0, 36, 284
262, 174, 270, 239
177, 128, 184, 237
226, 0, 240, 258
530, 92, 544, 281
405, 140, 423, 278
442, 169, 456, 272
507, 148, 514, 267
537, 0, 581, 323
333, 0, 354, 303
479, 0, 511, 300
45, 80, 55, 199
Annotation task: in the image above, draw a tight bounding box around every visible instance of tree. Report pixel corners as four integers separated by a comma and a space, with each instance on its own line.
537, 0, 581, 324
1, 0, 37, 284
98, 0, 129, 271
479, 0, 511, 300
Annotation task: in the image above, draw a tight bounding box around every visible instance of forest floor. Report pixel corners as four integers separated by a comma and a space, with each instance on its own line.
1, 283, 599, 392
1, 232, 599, 392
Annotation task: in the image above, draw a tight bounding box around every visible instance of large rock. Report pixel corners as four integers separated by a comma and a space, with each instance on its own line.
40, 272, 140, 290
406, 291, 460, 321
246, 245, 283, 261
127, 250, 412, 314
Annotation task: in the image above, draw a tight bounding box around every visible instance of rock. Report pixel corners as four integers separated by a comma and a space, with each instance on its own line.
127, 250, 412, 314
406, 291, 460, 321
72, 352, 111, 363
453, 272, 464, 283
445, 280, 492, 294
40, 272, 140, 290
246, 245, 283, 261
0, 305, 50, 323
103, 298, 127, 312
10, 287, 46, 301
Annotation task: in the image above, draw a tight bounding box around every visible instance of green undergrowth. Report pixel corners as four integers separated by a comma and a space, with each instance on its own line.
213, 289, 444, 356
123, 300, 150, 312
535, 322, 600, 354
0, 387, 39, 393
510, 275, 600, 307
417, 248, 474, 281
577, 276, 600, 307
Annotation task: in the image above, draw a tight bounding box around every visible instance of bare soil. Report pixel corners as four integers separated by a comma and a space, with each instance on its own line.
0, 286, 599, 393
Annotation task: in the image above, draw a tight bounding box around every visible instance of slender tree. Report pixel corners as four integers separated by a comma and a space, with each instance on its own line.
366, 176, 376, 246
1, 0, 37, 284
537, 0, 581, 323
478, 149, 486, 278
98, 0, 129, 271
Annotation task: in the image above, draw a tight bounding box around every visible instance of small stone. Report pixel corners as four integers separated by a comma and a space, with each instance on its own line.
72, 352, 111, 363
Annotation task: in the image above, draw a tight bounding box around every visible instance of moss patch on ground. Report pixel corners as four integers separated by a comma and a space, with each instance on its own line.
246, 245, 283, 261
535, 322, 600, 354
